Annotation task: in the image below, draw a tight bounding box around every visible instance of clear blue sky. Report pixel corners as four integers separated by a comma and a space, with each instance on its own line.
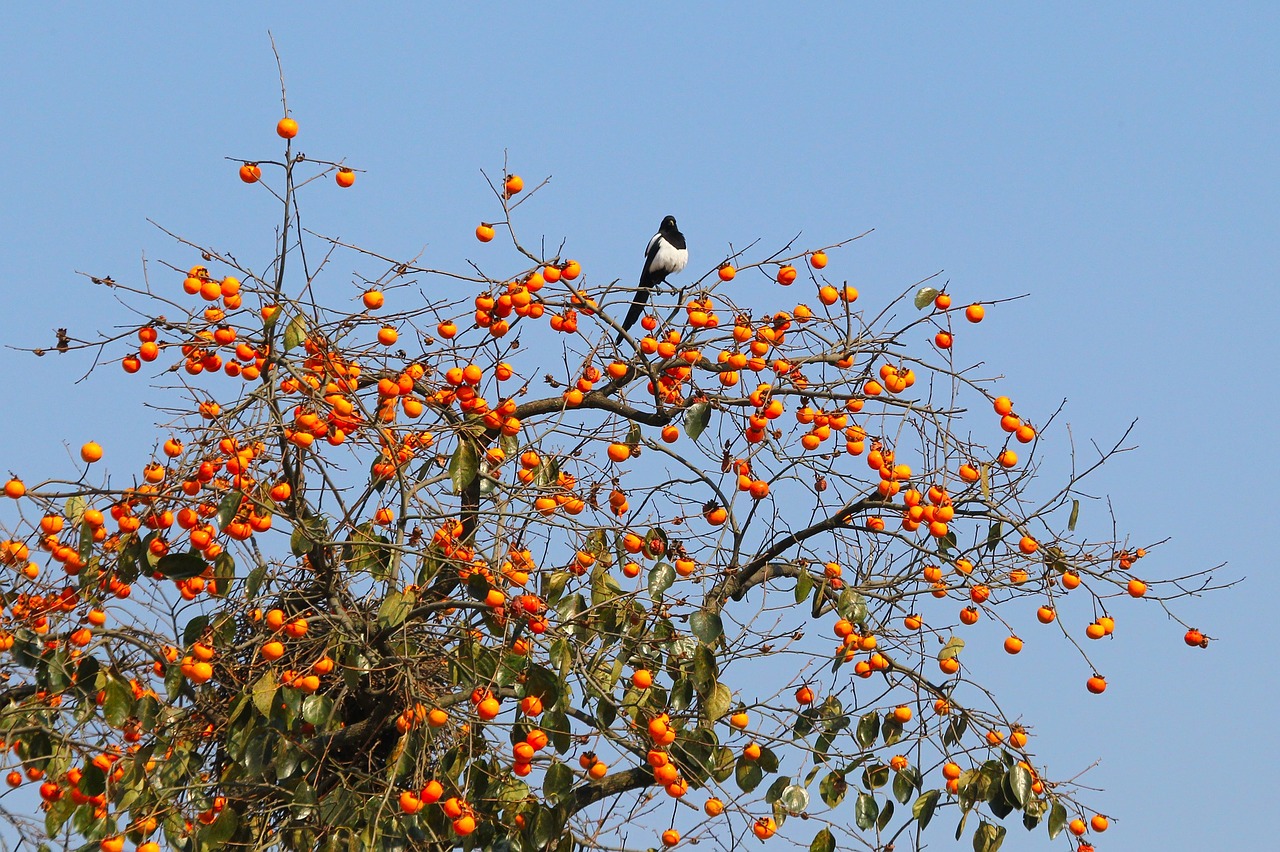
1, 4, 1275, 849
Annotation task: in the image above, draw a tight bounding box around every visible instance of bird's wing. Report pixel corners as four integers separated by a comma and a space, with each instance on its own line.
644, 232, 662, 261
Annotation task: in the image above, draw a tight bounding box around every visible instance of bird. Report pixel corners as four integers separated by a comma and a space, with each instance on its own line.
617, 215, 687, 344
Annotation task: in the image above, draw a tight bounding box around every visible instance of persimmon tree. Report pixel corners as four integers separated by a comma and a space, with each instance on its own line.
0, 106, 1220, 852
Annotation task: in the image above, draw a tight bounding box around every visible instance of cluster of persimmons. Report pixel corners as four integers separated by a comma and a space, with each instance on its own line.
0, 114, 1215, 852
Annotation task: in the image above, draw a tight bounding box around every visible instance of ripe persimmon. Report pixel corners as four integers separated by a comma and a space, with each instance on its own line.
80, 442, 103, 463
276, 117, 298, 139
965, 303, 985, 323
475, 223, 496, 242
399, 791, 423, 814
504, 174, 523, 196
335, 168, 355, 188
238, 163, 262, 183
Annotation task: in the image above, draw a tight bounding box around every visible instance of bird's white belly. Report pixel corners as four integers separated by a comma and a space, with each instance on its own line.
652, 241, 688, 276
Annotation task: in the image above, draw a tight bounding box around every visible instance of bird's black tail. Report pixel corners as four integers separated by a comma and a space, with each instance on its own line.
616, 283, 653, 346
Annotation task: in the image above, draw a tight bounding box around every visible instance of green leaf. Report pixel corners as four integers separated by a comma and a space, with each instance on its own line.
1007, 763, 1033, 808
704, 682, 732, 723
856, 711, 879, 749
1047, 801, 1067, 839
291, 780, 317, 819
246, 561, 266, 599
818, 771, 847, 808
854, 792, 878, 830
64, 495, 86, 526
794, 569, 813, 603
862, 764, 890, 791
215, 490, 243, 531
973, 821, 1006, 852
938, 635, 965, 661
913, 789, 940, 829
45, 793, 74, 837
373, 588, 409, 626
212, 552, 235, 597
155, 551, 207, 580
343, 522, 392, 578
103, 677, 132, 728
757, 745, 780, 774
735, 758, 764, 793
449, 439, 480, 494
283, 314, 307, 351
881, 714, 903, 747
80, 762, 106, 796
878, 797, 895, 831
1068, 499, 1080, 532
684, 401, 711, 440
690, 611, 723, 645
693, 646, 718, 698
893, 766, 921, 804
669, 677, 693, 713
78, 520, 94, 565
290, 514, 328, 556
302, 694, 334, 727
201, 807, 239, 846
914, 286, 940, 310
985, 521, 1002, 553
648, 562, 675, 601
550, 762, 581, 798
810, 827, 835, 852
837, 587, 868, 624
251, 671, 278, 717
937, 528, 958, 554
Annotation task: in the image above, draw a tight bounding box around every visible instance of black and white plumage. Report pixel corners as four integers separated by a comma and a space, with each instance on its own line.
617, 215, 688, 344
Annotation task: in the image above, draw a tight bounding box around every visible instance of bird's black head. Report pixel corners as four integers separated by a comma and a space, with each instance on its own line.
660, 215, 679, 232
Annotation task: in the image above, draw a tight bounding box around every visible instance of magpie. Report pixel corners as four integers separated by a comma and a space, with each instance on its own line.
617, 215, 688, 344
